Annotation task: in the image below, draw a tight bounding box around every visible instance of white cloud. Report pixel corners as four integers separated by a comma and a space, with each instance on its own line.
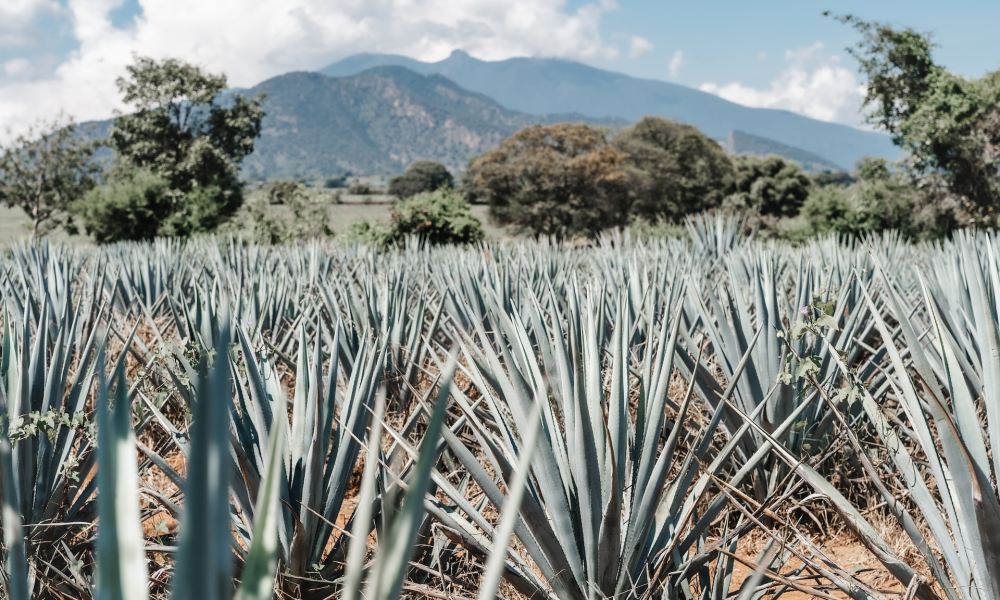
2, 59, 32, 78
0, 0, 60, 45
628, 36, 652, 58
699, 42, 866, 127
667, 49, 683, 78
0, 0, 625, 138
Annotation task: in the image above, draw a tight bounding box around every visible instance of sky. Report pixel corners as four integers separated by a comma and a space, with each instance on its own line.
1, 0, 998, 140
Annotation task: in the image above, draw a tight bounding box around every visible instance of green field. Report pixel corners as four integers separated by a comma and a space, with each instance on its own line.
0, 196, 503, 242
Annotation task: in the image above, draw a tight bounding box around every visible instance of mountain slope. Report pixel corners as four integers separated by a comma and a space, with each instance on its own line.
723, 130, 844, 172
323, 50, 898, 169
239, 67, 617, 179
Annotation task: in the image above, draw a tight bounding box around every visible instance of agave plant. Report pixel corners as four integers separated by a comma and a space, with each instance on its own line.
227, 319, 388, 589
684, 246, 877, 501
800, 252, 1000, 600
426, 278, 787, 599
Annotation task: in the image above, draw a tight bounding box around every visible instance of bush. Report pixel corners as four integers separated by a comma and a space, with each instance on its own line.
159, 183, 244, 238
323, 176, 347, 189
344, 220, 392, 246
348, 189, 483, 247
348, 181, 373, 195
725, 155, 812, 218
799, 186, 869, 236
463, 123, 636, 237
613, 117, 734, 221
389, 161, 453, 199
74, 170, 171, 243
389, 189, 483, 245
232, 182, 332, 244
798, 163, 961, 240
265, 180, 303, 204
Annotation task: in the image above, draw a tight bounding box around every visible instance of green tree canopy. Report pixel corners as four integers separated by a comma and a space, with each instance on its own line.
388, 160, 453, 198
87, 56, 264, 241
74, 169, 171, 244
347, 189, 483, 247
833, 13, 1000, 215
800, 156, 959, 239
0, 120, 97, 237
725, 154, 812, 218
613, 116, 734, 221
463, 123, 636, 237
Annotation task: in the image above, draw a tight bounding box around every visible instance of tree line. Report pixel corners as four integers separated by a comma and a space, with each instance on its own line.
0, 13, 997, 244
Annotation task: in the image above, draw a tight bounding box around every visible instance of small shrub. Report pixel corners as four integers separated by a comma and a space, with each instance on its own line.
265, 180, 303, 205
389, 189, 483, 245
344, 220, 392, 246
74, 170, 171, 243
159, 183, 243, 238
237, 184, 332, 243
388, 161, 453, 199
346, 190, 483, 247
348, 181, 373, 195
324, 176, 347, 189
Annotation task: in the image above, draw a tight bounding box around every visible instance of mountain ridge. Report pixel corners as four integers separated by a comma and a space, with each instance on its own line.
79, 61, 863, 180
322, 50, 897, 169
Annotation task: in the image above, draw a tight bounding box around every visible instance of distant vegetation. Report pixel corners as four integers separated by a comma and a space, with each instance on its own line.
0, 119, 97, 237
0, 14, 996, 246
76, 57, 264, 242
388, 160, 453, 198
348, 188, 484, 246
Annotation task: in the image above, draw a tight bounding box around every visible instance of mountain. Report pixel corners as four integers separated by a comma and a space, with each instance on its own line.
722, 130, 844, 173
79, 61, 859, 180
237, 67, 621, 179
323, 50, 899, 169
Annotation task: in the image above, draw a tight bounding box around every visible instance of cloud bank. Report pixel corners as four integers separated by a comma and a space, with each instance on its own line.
0, 0, 625, 137
699, 43, 867, 127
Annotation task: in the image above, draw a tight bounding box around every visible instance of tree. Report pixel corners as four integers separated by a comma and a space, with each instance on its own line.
799, 157, 959, 239
0, 120, 96, 237
390, 189, 483, 244
832, 13, 1000, 215
463, 123, 636, 237
347, 189, 483, 246
74, 170, 171, 244
92, 56, 264, 239
725, 155, 812, 218
237, 182, 332, 244
388, 160, 453, 198
613, 116, 734, 221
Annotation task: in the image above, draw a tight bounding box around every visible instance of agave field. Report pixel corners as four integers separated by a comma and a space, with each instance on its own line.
1, 216, 999, 599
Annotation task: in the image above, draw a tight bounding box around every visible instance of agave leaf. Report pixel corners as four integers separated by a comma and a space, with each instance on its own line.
234, 387, 287, 600
95, 347, 150, 600
341, 390, 387, 599
170, 324, 234, 600
477, 401, 543, 600
363, 358, 454, 600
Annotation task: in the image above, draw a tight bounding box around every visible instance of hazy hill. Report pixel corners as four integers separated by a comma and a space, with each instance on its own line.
323, 50, 899, 169
722, 130, 844, 172
237, 66, 624, 179
78, 62, 865, 180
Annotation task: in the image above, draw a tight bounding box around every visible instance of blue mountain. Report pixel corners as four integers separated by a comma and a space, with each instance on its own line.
322, 50, 898, 170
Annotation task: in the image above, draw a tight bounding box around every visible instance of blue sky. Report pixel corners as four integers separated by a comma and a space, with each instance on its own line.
585, 1, 1000, 86
1, 0, 997, 138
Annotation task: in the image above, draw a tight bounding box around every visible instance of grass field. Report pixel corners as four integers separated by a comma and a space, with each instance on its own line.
0, 195, 503, 241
